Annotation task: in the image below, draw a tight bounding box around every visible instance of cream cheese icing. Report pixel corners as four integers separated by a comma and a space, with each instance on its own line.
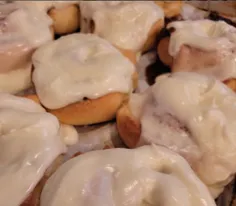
80, 1, 164, 51
0, 93, 66, 206
41, 145, 216, 206
167, 20, 236, 81
0, 3, 53, 93
130, 72, 236, 197
16, 1, 80, 12
32, 33, 135, 109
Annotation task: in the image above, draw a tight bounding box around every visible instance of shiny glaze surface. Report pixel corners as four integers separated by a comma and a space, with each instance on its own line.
41, 145, 216, 206
0, 93, 66, 206
33, 33, 135, 109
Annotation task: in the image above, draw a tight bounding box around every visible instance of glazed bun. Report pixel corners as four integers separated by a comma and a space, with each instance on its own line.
40, 145, 216, 206
80, 1, 164, 54
16, 1, 80, 35
0, 3, 53, 94
0, 93, 66, 206
32, 33, 137, 125
117, 72, 236, 197
158, 19, 236, 91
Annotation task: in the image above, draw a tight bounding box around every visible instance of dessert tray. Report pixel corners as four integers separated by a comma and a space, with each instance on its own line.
1, 1, 236, 206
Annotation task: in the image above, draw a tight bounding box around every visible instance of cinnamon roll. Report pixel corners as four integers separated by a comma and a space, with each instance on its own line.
40, 145, 216, 206
80, 1, 164, 58
157, 19, 236, 91
0, 93, 66, 206
0, 3, 53, 94
32, 33, 137, 125
16, 1, 80, 35
117, 72, 236, 197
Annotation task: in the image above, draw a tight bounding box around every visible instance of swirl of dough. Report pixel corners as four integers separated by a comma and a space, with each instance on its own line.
0, 3, 53, 94
40, 145, 216, 206
80, 1, 164, 52
0, 93, 66, 206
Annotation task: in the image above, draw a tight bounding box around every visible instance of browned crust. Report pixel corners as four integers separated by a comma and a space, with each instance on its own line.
142, 18, 165, 53
155, 1, 183, 18
48, 4, 80, 35
157, 37, 173, 66
24, 94, 42, 105
24, 71, 138, 125
116, 102, 141, 148
20, 156, 63, 206
224, 79, 236, 92
49, 92, 128, 125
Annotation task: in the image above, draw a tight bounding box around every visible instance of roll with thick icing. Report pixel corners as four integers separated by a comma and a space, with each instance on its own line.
32, 33, 137, 125
117, 72, 236, 197
0, 93, 66, 206
0, 3, 53, 94
40, 145, 216, 206
16, 1, 81, 35
80, 1, 164, 56
157, 19, 236, 91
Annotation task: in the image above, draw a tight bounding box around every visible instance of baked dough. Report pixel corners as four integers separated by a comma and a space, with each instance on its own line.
158, 19, 236, 91
40, 145, 216, 206
80, 1, 164, 53
16, 1, 80, 35
0, 3, 53, 94
32, 33, 137, 125
117, 72, 236, 197
0, 93, 66, 206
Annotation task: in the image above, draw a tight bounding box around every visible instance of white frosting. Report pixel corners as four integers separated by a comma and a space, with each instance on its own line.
0, 3, 53, 48
181, 3, 209, 20
167, 20, 236, 81
0, 93, 66, 206
32, 33, 135, 109
80, 1, 164, 51
132, 72, 236, 197
0, 3, 53, 93
0, 65, 32, 94
16, 1, 80, 12
60, 124, 79, 146
41, 145, 216, 206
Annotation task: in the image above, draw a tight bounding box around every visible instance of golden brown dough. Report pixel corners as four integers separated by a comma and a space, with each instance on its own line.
48, 5, 80, 35
155, 1, 183, 18
116, 102, 141, 148
142, 18, 165, 53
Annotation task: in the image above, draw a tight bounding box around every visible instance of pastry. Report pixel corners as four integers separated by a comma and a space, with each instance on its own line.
158, 19, 236, 91
16, 1, 80, 35
40, 145, 216, 206
32, 33, 137, 125
80, 1, 164, 57
0, 93, 66, 206
117, 72, 236, 197
0, 3, 53, 94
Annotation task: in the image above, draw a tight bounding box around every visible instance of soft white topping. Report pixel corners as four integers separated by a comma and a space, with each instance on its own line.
80, 1, 164, 51
0, 93, 66, 206
60, 124, 79, 146
33, 33, 135, 109
167, 20, 236, 81
16, 1, 80, 12
181, 3, 209, 20
134, 72, 236, 197
41, 145, 216, 206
